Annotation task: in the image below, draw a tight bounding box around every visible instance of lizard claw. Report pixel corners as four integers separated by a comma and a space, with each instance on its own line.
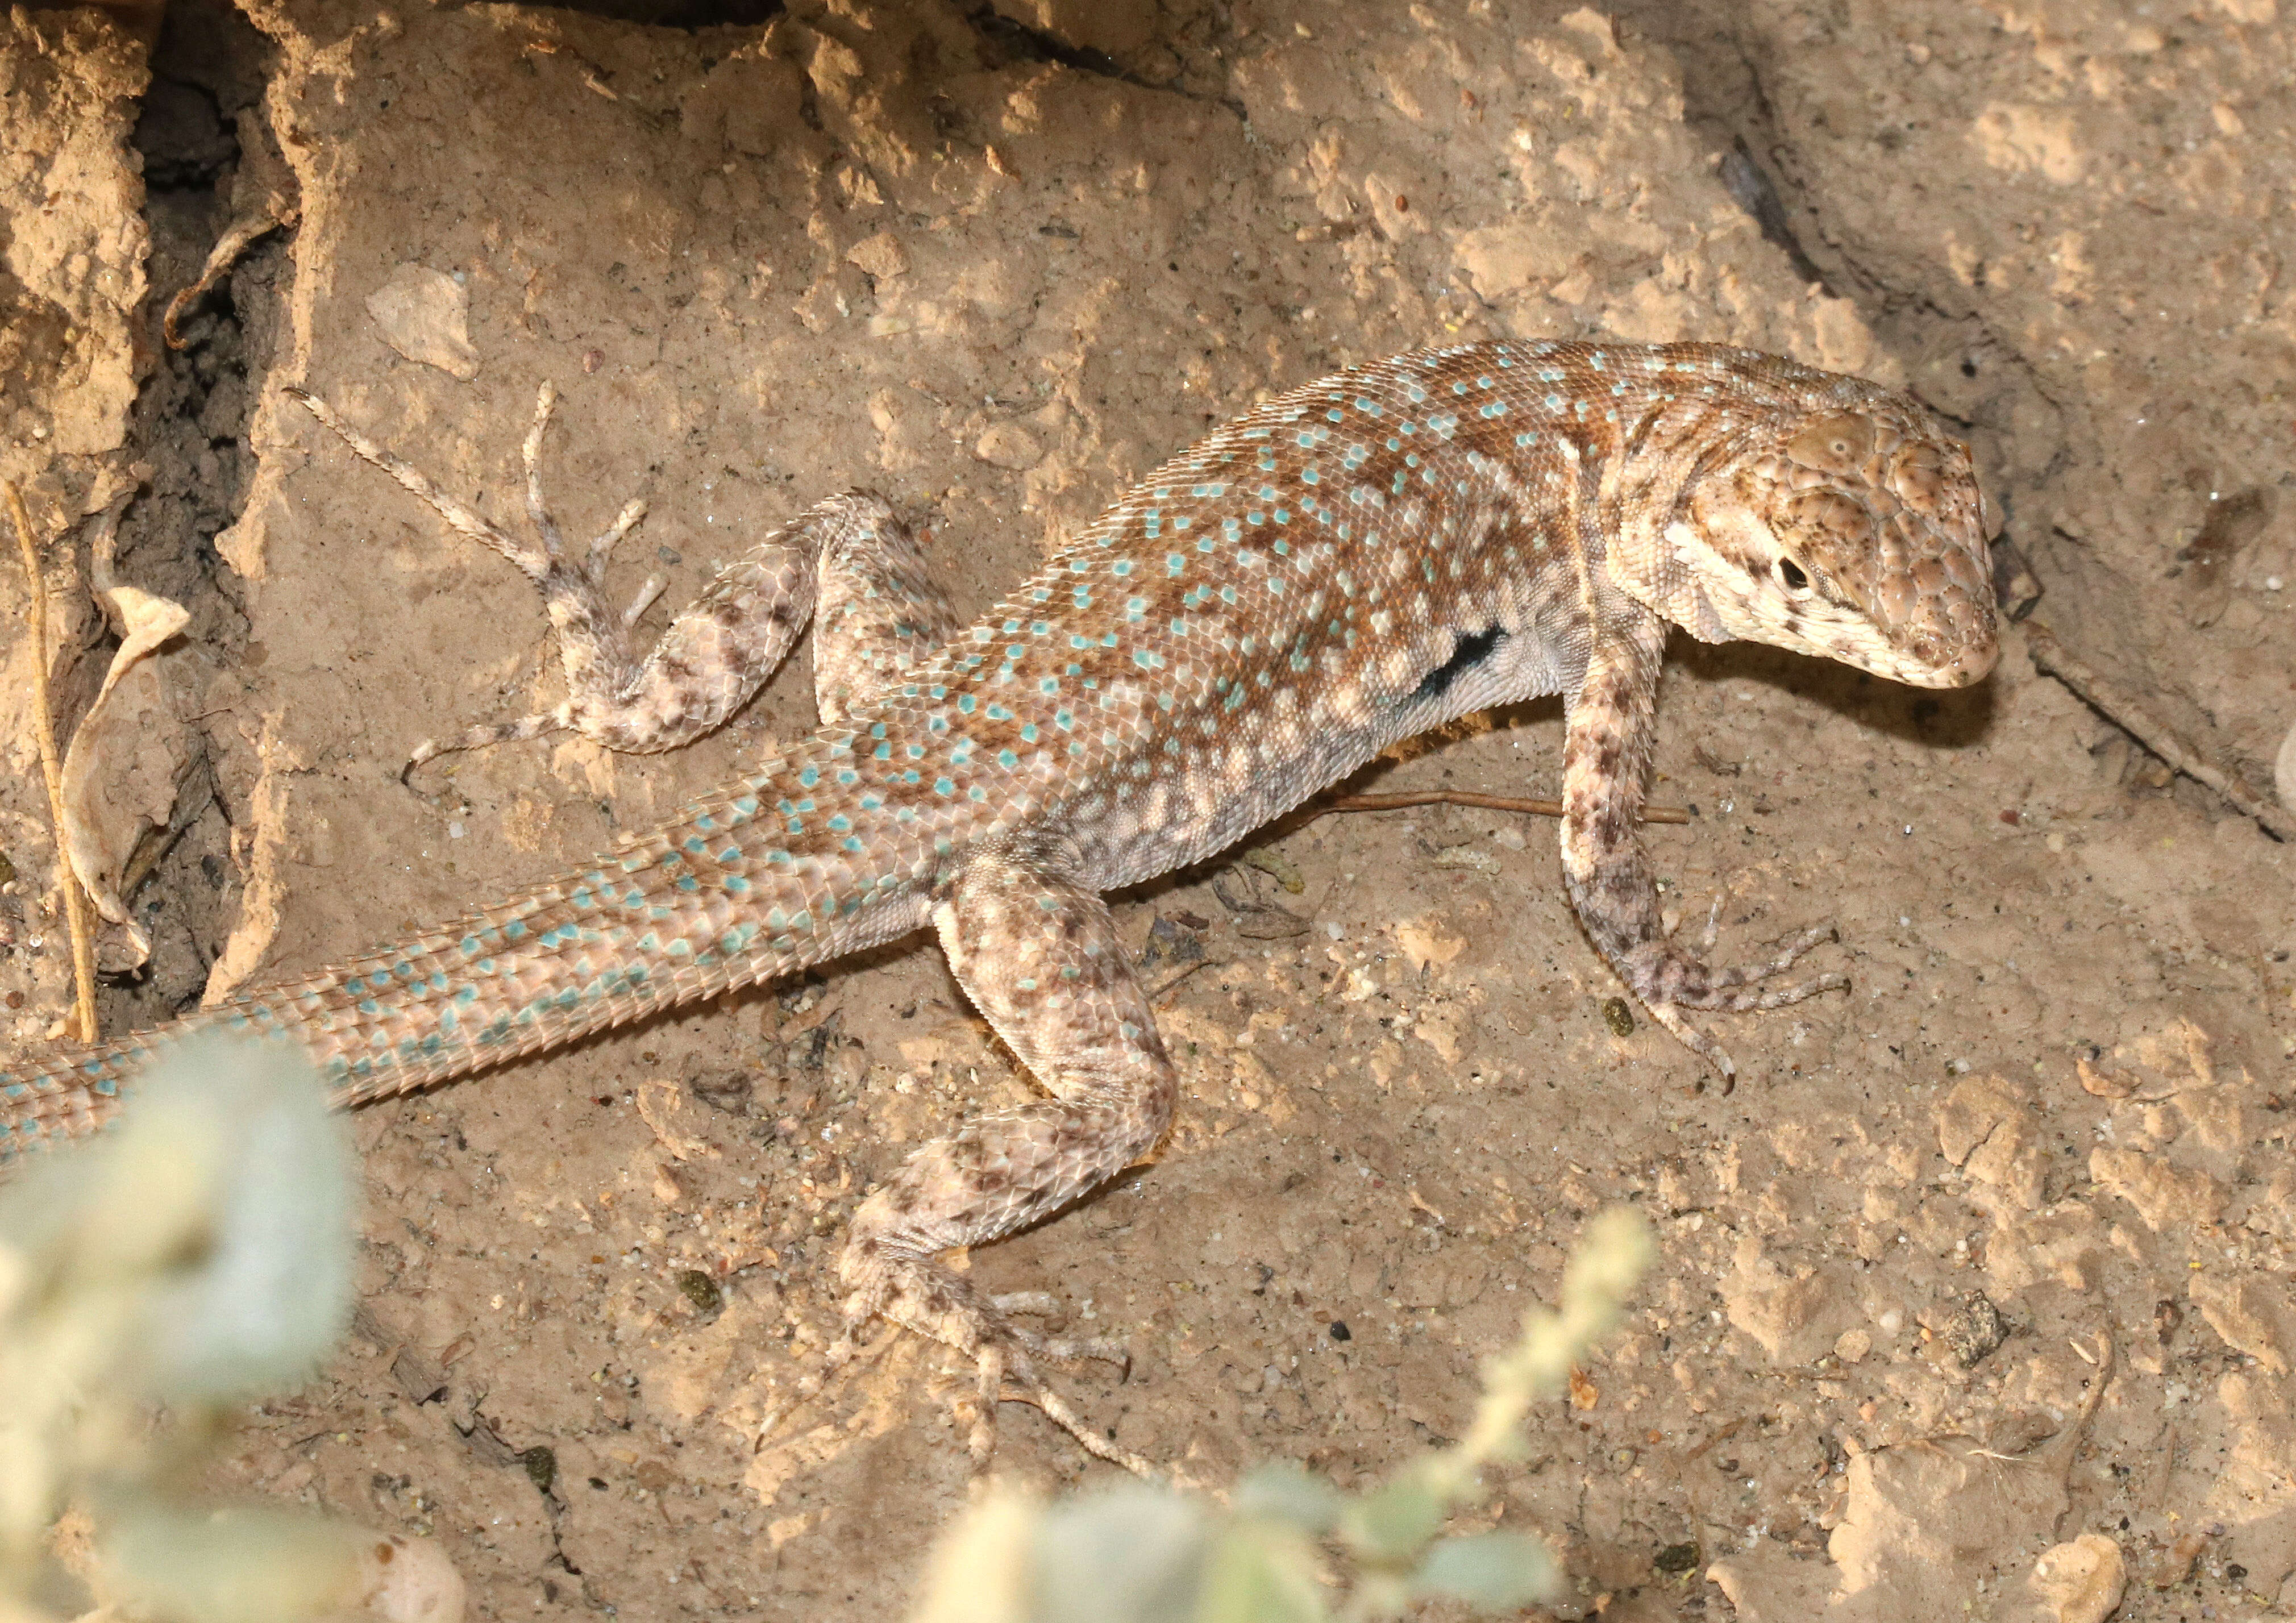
838, 1254, 1154, 1477
1628, 919, 1850, 1091
991, 1291, 1134, 1376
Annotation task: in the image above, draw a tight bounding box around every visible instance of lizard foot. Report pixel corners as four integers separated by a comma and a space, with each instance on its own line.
293, 382, 652, 775
1627, 906, 1849, 1086
833, 1249, 1156, 1478
296, 380, 831, 772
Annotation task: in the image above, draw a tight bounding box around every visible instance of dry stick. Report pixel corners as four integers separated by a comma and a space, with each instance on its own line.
2025, 619, 2295, 842
163, 205, 293, 349
5, 480, 99, 1043
1314, 788, 1694, 825
1145, 956, 1220, 1003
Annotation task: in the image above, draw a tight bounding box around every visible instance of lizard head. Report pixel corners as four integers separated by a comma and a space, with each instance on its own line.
1637, 405, 1999, 688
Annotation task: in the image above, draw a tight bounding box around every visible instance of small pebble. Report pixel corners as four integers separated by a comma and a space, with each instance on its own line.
1654, 1542, 1699, 1576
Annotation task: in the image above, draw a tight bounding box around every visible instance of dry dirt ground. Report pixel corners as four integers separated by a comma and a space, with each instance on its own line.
3, 0, 2294, 1618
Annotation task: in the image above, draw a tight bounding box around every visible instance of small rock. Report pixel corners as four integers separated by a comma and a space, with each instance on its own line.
973, 422, 1042, 469
845, 231, 909, 280
2147, 1530, 2208, 1589
676, 1268, 723, 1314
2276, 719, 2296, 813
1990, 534, 2043, 621
1653, 1541, 1699, 1576
2026, 1534, 2124, 1623
1941, 1291, 2010, 1368
364, 264, 480, 380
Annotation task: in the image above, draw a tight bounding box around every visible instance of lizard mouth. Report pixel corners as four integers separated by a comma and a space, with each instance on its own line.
1827, 588, 2000, 689
1897, 633, 2000, 688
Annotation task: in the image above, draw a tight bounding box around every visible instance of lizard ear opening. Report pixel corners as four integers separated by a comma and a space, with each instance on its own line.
1654, 518, 1736, 643
1682, 581, 1731, 643
1775, 557, 1810, 594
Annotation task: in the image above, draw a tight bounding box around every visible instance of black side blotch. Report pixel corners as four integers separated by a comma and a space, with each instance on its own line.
1412, 624, 1504, 705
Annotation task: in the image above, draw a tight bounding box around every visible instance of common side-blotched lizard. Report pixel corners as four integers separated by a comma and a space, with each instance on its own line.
0, 342, 1996, 1467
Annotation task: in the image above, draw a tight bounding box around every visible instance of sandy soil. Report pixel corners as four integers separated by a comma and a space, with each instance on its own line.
2, 0, 2292, 1618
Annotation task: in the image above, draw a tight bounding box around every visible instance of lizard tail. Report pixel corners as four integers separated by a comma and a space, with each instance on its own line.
1, 746, 934, 1160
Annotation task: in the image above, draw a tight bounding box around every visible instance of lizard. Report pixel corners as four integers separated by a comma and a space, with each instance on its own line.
0, 340, 1998, 1468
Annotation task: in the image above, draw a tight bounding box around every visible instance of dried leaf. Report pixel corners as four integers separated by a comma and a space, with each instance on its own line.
57, 580, 192, 969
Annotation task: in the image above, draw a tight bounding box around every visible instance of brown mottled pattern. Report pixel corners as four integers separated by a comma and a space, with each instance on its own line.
1, 341, 1996, 1469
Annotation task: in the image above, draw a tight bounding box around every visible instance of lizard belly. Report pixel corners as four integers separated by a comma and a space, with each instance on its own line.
1076, 601, 1575, 889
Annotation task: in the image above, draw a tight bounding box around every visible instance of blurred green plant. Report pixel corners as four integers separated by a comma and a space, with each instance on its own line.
0, 1033, 456, 1623
910, 1205, 1654, 1622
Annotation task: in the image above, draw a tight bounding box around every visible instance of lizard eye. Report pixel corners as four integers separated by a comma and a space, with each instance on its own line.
1775, 557, 1810, 593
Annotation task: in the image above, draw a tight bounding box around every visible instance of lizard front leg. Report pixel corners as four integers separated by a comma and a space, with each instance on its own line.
833, 837, 1175, 1474
1559, 607, 1846, 1082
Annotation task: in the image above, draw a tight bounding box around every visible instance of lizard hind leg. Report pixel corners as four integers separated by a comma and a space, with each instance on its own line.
809, 496, 965, 727
294, 383, 629, 773
559, 489, 953, 755
293, 382, 833, 768
834, 840, 1177, 1475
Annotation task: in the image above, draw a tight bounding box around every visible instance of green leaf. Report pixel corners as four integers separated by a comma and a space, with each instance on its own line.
1030, 1482, 1209, 1623
1194, 1523, 1324, 1623
1339, 1481, 1445, 1564
1409, 1532, 1559, 1610
909, 1488, 1035, 1623
0, 1034, 355, 1405
129, 1037, 357, 1400
99, 1500, 368, 1623
1561, 1209, 1654, 1309
1233, 1462, 1340, 1534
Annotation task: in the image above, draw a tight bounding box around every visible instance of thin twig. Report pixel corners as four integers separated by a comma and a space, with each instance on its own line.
2026, 620, 2294, 842
1314, 788, 1693, 825
1681, 1416, 1745, 1464
1145, 956, 1221, 1003
6, 480, 99, 1042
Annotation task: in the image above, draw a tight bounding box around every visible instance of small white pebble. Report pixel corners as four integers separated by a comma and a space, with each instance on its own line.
447, 821, 464, 839
2266, 575, 2283, 590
